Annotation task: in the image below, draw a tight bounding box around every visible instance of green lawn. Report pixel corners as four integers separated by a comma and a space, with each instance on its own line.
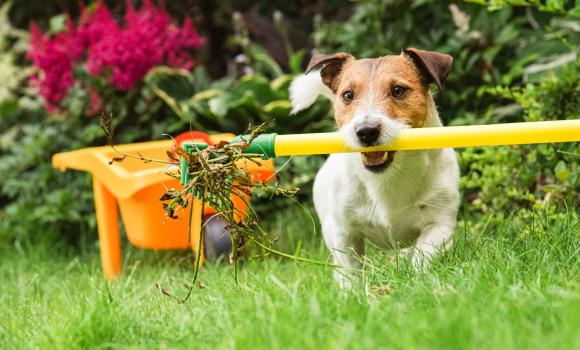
2, 206, 580, 349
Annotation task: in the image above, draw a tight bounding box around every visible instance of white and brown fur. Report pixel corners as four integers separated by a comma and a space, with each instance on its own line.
290, 49, 460, 286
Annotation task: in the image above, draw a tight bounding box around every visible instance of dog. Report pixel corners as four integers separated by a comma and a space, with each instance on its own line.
289, 49, 460, 286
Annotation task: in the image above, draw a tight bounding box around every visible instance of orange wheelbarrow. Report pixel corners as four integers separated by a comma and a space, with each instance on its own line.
52, 132, 275, 278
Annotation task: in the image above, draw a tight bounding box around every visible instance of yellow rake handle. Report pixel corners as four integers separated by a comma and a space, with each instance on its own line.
274, 120, 580, 156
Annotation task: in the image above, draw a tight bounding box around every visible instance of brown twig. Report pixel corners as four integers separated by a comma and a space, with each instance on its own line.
101, 116, 338, 301
156, 283, 182, 304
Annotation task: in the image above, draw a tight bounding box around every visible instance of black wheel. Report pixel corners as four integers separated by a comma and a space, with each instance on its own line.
202, 215, 232, 262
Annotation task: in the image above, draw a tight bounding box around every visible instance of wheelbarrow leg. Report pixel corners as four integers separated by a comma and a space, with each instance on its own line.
93, 177, 122, 278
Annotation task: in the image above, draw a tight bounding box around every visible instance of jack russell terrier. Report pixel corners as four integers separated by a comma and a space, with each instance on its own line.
289, 49, 460, 285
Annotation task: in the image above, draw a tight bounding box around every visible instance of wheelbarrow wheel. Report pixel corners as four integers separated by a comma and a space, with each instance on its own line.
202, 215, 232, 262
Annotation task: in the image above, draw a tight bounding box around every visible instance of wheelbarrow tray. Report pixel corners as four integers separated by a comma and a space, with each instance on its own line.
52, 135, 274, 277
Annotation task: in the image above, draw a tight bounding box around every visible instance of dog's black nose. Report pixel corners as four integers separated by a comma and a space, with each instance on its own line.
356, 123, 381, 145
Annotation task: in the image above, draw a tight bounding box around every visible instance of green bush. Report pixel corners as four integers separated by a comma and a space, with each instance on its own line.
460, 59, 580, 219
147, 16, 337, 210
0, 87, 185, 242
456, 1, 580, 220
3, 0, 580, 244
0, 3, 194, 242
315, 0, 534, 125
148, 66, 334, 213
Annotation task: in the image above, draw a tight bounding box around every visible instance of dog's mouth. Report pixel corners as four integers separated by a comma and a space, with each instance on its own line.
361, 151, 396, 173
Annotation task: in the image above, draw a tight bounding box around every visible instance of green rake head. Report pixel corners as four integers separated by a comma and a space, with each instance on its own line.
191, 179, 233, 212
179, 133, 277, 213
180, 133, 277, 185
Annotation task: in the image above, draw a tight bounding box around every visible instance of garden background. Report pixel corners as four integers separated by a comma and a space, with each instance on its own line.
2, 0, 580, 348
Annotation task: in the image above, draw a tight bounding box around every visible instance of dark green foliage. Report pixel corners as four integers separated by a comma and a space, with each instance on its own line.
147, 66, 334, 216
315, 0, 532, 125
0, 105, 93, 240
0, 71, 190, 242
148, 67, 335, 136
460, 60, 580, 216
2, 0, 580, 243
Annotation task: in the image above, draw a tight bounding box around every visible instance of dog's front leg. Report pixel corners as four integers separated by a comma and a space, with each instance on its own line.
411, 223, 454, 268
322, 219, 365, 288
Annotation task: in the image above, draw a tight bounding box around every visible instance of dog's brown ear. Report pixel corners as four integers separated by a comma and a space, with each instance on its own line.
404, 48, 453, 92
305, 52, 354, 93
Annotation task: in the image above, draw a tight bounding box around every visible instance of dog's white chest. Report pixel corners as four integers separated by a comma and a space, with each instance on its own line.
347, 193, 425, 249
313, 150, 458, 252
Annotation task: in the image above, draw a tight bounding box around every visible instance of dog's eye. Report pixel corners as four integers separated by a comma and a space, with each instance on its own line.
392, 86, 406, 98
342, 91, 354, 103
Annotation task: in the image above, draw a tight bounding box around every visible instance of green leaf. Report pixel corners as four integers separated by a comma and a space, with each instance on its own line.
502, 54, 539, 85
0, 99, 19, 117
289, 49, 306, 75
495, 24, 519, 45
483, 46, 502, 64
249, 44, 284, 78
568, 6, 580, 17
145, 67, 194, 101
270, 74, 293, 99
263, 100, 292, 118
546, 0, 564, 11
49, 14, 66, 34
555, 160, 569, 182
233, 76, 277, 105
191, 89, 223, 102
208, 89, 261, 119
208, 96, 229, 118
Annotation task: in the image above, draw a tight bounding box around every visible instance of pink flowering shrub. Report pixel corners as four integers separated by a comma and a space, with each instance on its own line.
28, 22, 76, 108
27, 0, 205, 112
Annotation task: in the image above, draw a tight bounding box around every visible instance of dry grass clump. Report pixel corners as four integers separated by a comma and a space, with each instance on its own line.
99, 113, 335, 301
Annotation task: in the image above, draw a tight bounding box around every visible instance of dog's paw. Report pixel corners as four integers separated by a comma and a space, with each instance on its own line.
335, 269, 352, 289
397, 248, 432, 272
398, 248, 412, 262
411, 253, 433, 272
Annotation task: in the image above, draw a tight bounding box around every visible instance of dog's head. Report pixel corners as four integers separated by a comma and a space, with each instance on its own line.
305, 49, 452, 173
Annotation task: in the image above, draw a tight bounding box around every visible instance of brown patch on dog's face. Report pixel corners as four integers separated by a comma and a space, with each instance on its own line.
304, 49, 452, 172
332, 54, 433, 129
